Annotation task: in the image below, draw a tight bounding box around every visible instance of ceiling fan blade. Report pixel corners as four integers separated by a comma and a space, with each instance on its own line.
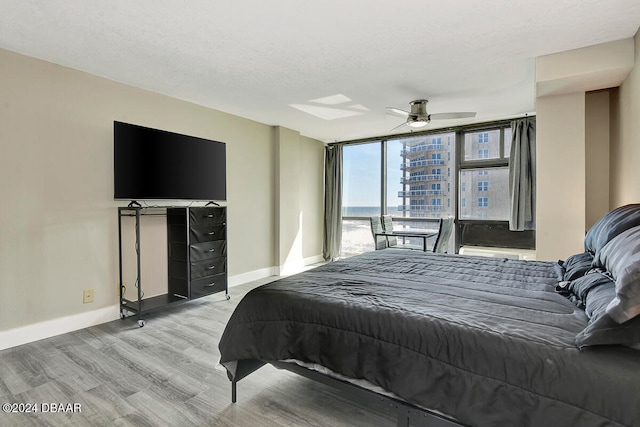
429, 112, 476, 120
389, 121, 408, 132
386, 107, 410, 118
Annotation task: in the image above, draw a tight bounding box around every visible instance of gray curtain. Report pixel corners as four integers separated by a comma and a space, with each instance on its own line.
323, 144, 343, 261
509, 118, 536, 231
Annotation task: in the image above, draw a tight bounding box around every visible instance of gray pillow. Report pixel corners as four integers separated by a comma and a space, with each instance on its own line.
584, 203, 640, 255
567, 270, 613, 311
593, 225, 640, 324
572, 276, 640, 350
562, 251, 594, 281
576, 311, 640, 350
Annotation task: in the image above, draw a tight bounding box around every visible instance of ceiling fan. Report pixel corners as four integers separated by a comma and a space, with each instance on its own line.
386, 99, 476, 130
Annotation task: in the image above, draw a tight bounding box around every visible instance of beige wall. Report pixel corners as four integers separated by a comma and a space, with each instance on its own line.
0, 48, 324, 336
585, 90, 611, 230
299, 135, 325, 260
611, 31, 640, 206
274, 127, 326, 274
535, 35, 636, 261
536, 93, 587, 260
275, 126, 303, 274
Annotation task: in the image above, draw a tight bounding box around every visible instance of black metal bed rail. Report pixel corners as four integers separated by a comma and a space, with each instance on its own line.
229, 359, 466, 427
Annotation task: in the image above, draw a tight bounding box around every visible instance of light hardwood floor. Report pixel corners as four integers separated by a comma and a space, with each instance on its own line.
0, 276, 396, 427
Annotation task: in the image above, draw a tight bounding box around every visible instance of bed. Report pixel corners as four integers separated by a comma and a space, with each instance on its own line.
219, 205, 640, 427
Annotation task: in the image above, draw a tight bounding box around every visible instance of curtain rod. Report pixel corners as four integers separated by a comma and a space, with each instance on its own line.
328, 114, 535, 146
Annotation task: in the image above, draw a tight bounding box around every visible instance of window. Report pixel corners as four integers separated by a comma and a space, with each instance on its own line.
339, 121, 521, 257
459, 125, 512, 221
464, 130, 501, 161
388, 134, 454, 243
459, 167, 510, 220
395, 132, 454, 223
477, 149, 489, 159
387, 138, 405, 213
341, 142, 381, 256
342, 142, 381, 217
504, 128, 512, 159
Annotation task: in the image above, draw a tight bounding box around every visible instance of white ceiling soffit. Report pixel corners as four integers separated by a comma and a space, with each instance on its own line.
0, 1, 638, 142
536, 38, 635, 97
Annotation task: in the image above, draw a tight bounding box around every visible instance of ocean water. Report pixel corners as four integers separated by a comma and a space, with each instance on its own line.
342, 206, 382, 217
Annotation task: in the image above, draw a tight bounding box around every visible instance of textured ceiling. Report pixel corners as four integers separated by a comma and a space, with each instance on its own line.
0, 1, 639, 142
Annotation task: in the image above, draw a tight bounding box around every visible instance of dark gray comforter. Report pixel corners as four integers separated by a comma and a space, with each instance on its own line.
219, 250, 640, 427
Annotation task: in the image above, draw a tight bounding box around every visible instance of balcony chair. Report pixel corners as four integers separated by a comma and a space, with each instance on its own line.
369, 216, 388, 250
373, 215, 455, 253
432, 216, 455, 253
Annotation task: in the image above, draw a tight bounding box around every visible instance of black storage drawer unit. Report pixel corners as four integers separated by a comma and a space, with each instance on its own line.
189, 208, 226, 226
191, 274, 227, 299
118, 205, 229, 328
168, 206, 228, 300
190, 257, 226, 280
190, 224, 226, 243
190, 240, 227, 262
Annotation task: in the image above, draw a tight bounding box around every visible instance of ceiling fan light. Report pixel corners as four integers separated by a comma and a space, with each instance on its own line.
407, 119, 428, 128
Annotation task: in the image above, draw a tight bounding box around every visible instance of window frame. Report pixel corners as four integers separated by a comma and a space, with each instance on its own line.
455, 123, 535, 250
336, 117, 533, 254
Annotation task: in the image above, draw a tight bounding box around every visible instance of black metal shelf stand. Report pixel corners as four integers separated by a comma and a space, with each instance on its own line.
118, 205, 229, 327
118, 206, 156, 327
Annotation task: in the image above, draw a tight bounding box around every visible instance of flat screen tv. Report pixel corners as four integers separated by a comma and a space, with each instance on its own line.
114, 121, 226, 201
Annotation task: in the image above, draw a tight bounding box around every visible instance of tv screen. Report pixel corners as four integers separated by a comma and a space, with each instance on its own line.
114, 121, 226, 201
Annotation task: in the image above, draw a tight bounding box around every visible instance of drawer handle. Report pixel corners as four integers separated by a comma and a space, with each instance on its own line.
205, 282, 216, 287
207, 231, 215, 235
208, 248, 216, 253
207, 265, 216, 270
206, 214, 215, 218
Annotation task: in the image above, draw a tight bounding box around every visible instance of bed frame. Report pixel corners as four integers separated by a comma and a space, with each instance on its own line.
220, 241, 640, 426
229, 360, 465, 427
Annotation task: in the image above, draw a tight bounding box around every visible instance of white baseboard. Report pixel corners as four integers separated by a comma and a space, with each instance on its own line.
228, 267, 277, 287
274, 254, 325, 276
1, 261, 324, 351
304, 254, 325, 265
0, 305, 120, 351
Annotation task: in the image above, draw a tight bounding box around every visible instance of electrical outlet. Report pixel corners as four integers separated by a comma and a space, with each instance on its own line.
83, 289, 94, 304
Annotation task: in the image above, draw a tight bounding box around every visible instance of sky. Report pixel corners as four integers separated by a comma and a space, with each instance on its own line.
342, 140, 403, 208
